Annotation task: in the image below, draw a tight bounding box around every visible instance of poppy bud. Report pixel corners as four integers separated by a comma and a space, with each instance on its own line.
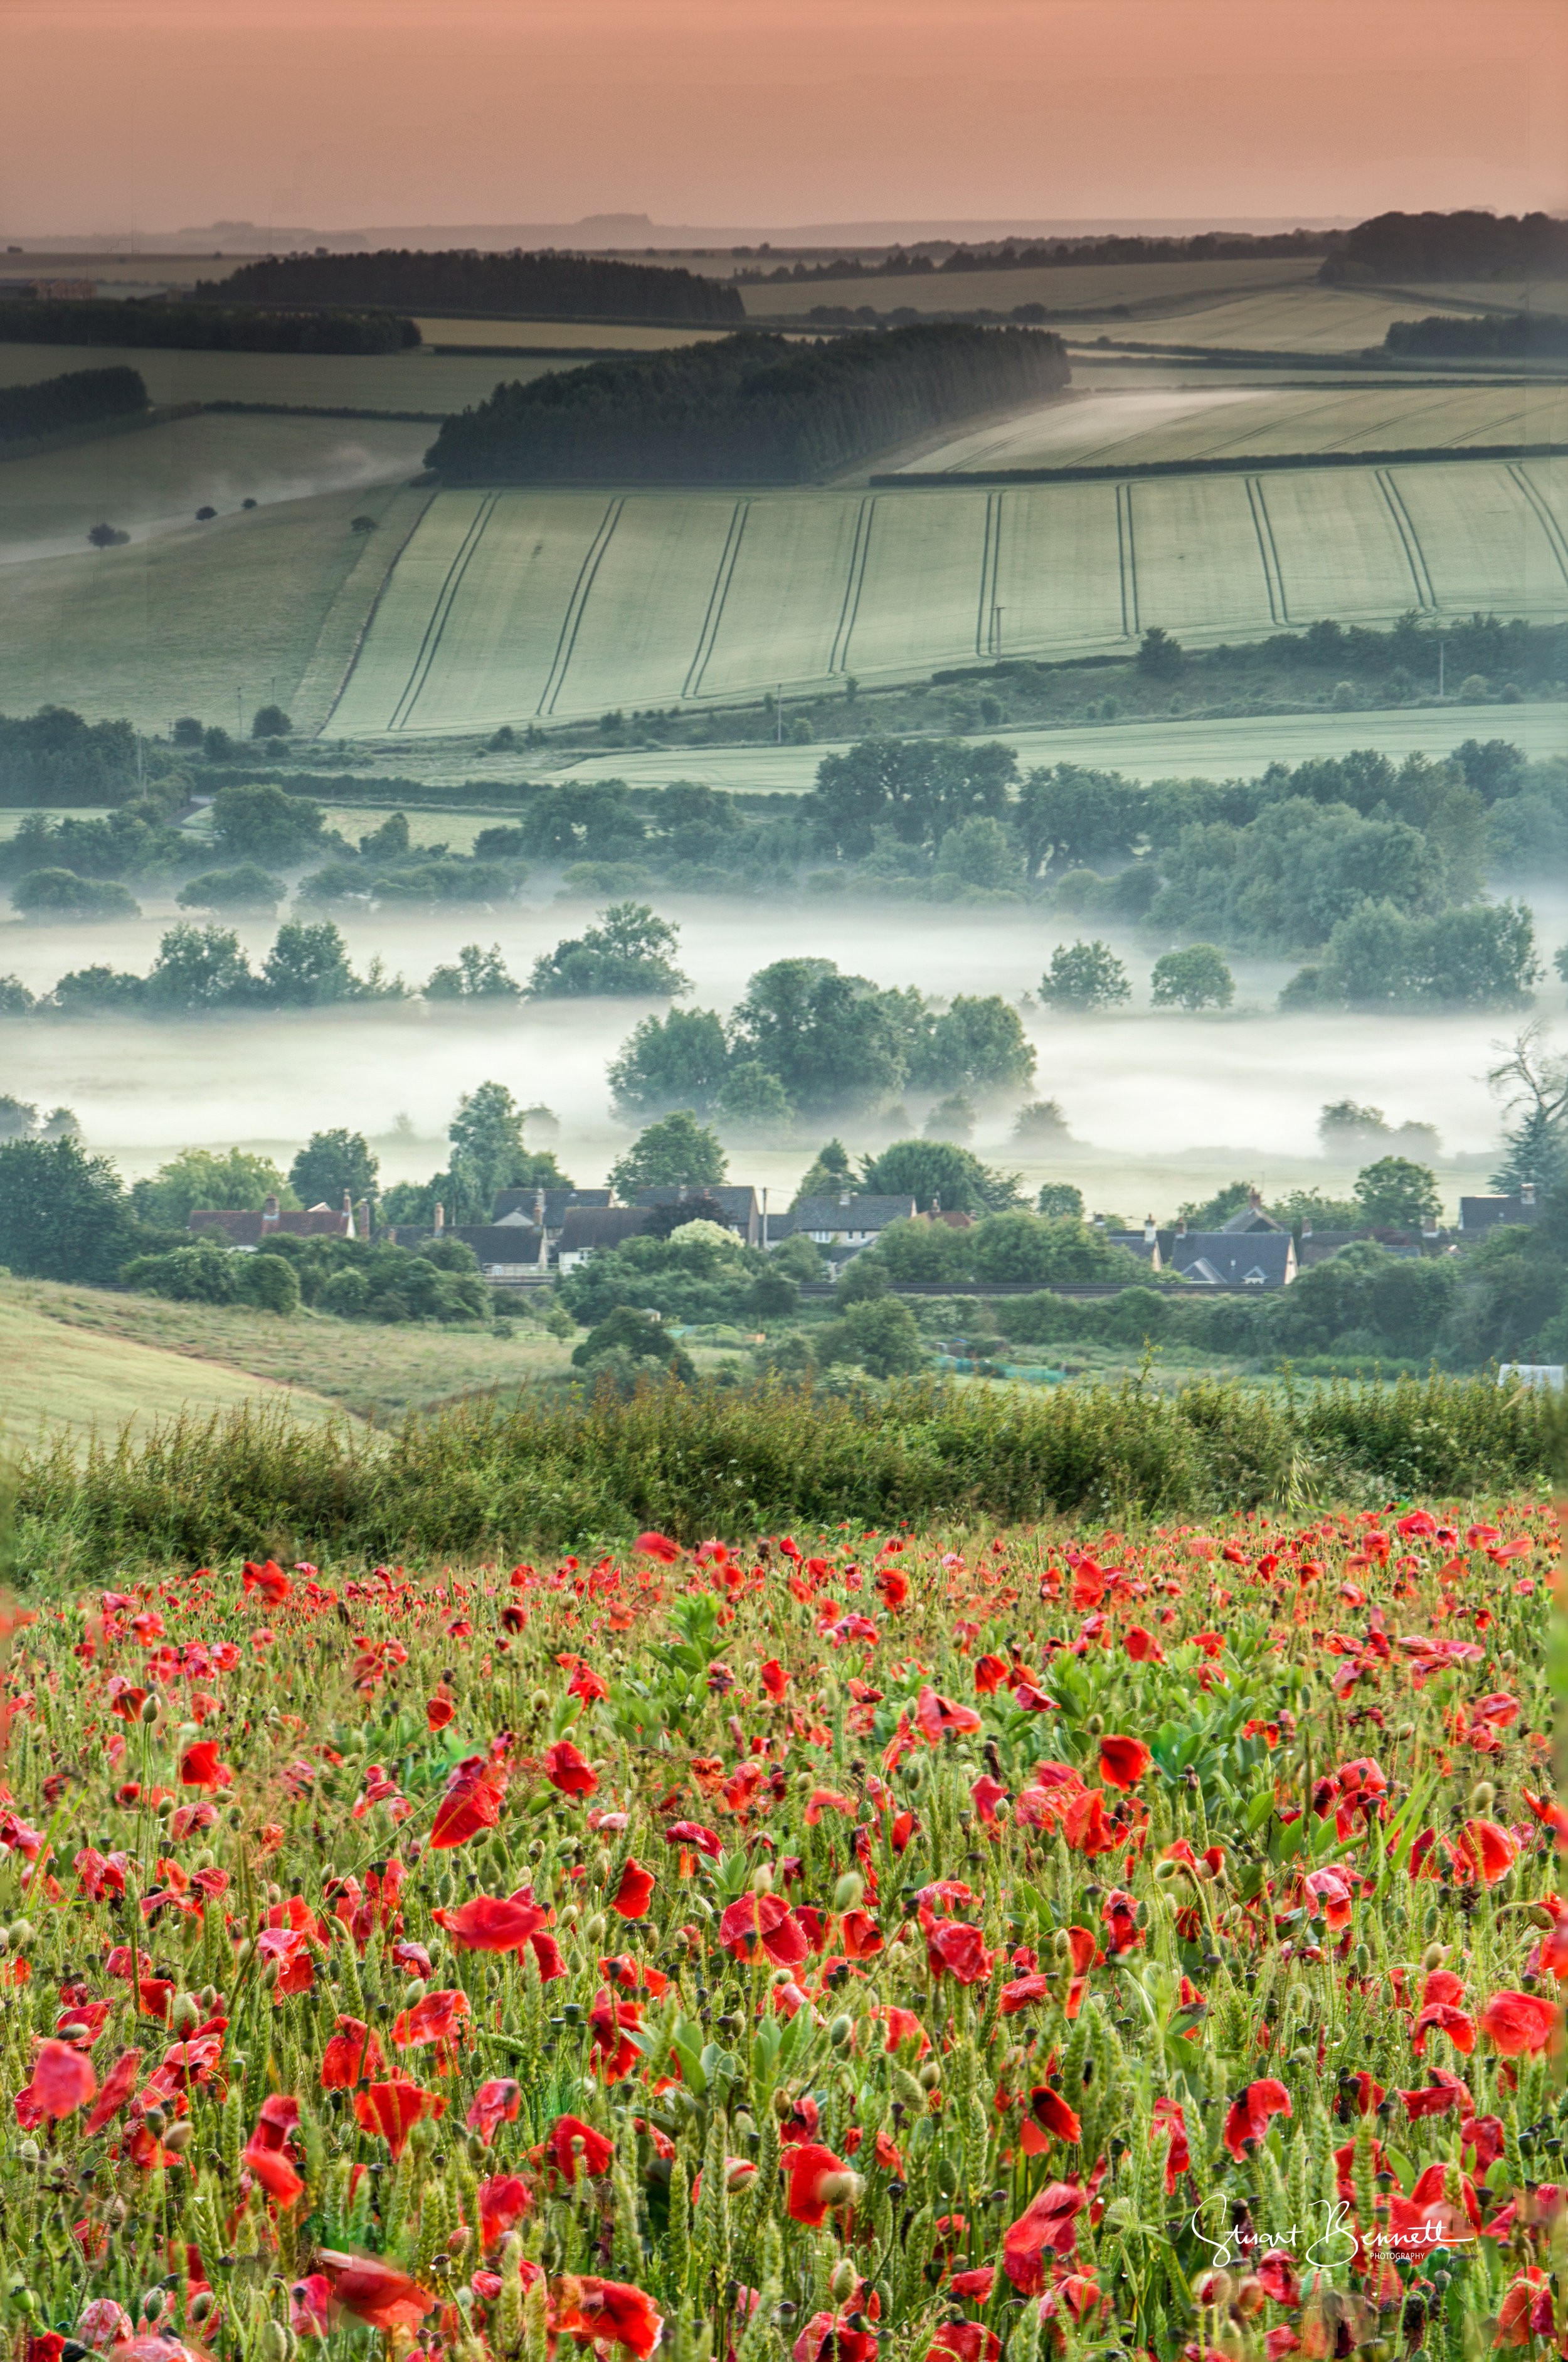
140, 1694, 161, 1725
773, 2090, 794, 2118
585, 1913, 607, 1944
1152, 1858, 1184, 1885
530, 1690, 551, 1714
752, 1865, 775, 1896
829, 2014, 853, 2048
402, 1979, 427, 2008
832, 1872, 863, 1912
830, 2262, 857, 2304
1354, 1944, 1371, 1977
818, 2171, 862, 2208
258, 2323, 292, 2362
162, 2120, 194, 2153
1421, 1942, 1449, 1972
141, 2280, 166, 2317
1470, 1781, 1495, 1814
189, 2292, 216, 2324
1085, 1713, 1104, 1735
171, 1992, 199, 2035
142, 2105, 167, 2137
11, 1920, 34, 1952
16, 2139, 38, 2167
726, 2159, 758, 2192
260, 1959, 279, 1989
918, 2060, 941, 2090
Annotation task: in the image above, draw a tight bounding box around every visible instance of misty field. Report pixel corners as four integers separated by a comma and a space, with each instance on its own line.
325, 461, 1568, 731
0, 407, 430, 559
904, 380, 1568, 475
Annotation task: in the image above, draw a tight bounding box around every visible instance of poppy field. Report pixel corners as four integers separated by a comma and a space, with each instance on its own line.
0, 1494, 1564, 2362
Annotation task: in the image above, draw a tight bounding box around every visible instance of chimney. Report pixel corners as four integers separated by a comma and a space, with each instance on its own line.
1301, 1217, 1313, 1239
931, 1191, 942, 1217
342, 1188, 353, 1232
1176, 1218, 1187, 1238
1522, 1180, 1537, 1207
433, 1201, 444, 1232
261, 1191, 279, 1231
839, 1189, 851, 1207
1143, 1214, 1156, 1243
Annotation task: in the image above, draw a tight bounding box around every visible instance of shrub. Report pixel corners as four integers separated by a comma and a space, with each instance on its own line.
1150, 944, 1234, 1010
176, 863, 285, 913
1039, 939, 1130, 1010
12, 868, 138, 918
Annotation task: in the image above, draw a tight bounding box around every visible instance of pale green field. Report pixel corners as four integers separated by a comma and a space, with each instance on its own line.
411, 318, 739, 349
1419, 282, 1568, 317
322, 460, 1568, 733
739, 256, 1325, 320
1101, 284, 1480, 355
904, 382, 1568, 476
0, 339, 564, 414
0, 409, 429, 556
0, 476, 421, 731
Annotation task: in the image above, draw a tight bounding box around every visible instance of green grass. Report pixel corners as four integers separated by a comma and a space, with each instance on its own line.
0, 338, 565, 415
739, 255, 1327, 321
13, 1363, 1556, 1579
324, 462, 1568, 735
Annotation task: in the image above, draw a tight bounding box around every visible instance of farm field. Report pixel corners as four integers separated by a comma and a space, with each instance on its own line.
0, 476, 426, 730
0, 1275, 341, 1443
0, 338, 566, 414
1096, 282, 1486, 354
325, 460, 1568, 733
1, 1367, 1560, 2362
901, 379, 1568, 475
0, 408, 430, 561
537, 698, 1568, 792
0, 1272, 580, 1426
412, 317, 743, 349
739, 253, 1326, 318
1418, 279, 1568, 316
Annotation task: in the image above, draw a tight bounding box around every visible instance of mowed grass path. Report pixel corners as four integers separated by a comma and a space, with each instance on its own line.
327, 459, 1568, 733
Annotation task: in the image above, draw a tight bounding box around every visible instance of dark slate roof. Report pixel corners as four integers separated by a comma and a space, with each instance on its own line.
1169, 1232, 1295, 1287
1459, 1194, 1539, 1232
1219, 1202, 1288, 1233
558, 1206, 656, 1253
492, 1186, 611, 1223
190, 1206, 348, 1243
776, 1193, 916, 1235
451, 1224, 545, 1264
1108, 1233, 1162, 1266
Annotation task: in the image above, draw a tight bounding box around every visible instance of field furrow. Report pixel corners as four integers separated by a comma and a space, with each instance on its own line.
990, 481, 1128, 654
1254, 467, 1433, 622
839, 490, 992, 674
699, 493, 868, 694
546, 495, 741, 715
1394, 460, 1568, 610
1125, 472, 1272, 637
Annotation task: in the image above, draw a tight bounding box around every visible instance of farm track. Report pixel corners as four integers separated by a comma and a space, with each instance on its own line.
538, 499, 624, 716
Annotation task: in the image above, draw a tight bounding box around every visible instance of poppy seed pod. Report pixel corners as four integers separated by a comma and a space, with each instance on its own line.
140, 1694, 161, 1725
1422, 1942, 1449, 1971
189, 2292, 216, 2324
752, 1865, 775, 1896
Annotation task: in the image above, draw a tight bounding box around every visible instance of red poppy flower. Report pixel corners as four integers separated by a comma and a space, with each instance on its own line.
1479, 1989, 1560, 2056
924, 1918, 993, 1985
930, 2328, 999, 2362
433, 1895, 546, 1954
557, 2276, 664, 2358
973, 1654, 1010, 1694
1002, 2181, 1086, 2291
544, 2114, 613, 2180
792, 2313, 880, 2362
589, 1986, 643, 2082
82, 2047, 140, 2137
426, 1694, 455, 1732
719, 1892, 809, 1967
1097, 1735, 1151, 1791
26, 2041, 95, 2120
543, 1740, 598, 1798
351, 2079, 445, 2159
1153, 2096, 1189, 2194
320, 2017, 384, 2088
634, 1531, 681, 1563
177, 1739, 231, 1790
1458, 1818, 1517, 1885
317, 2252, 434, 2333
785, 2143, 860, 2226
478, 2172, 531, 2248
243, 2093, 304, 2208
839, 1908, 882, 1960
662, 1820, 722, 1858
428, 1748, 509, 1851
1123, 1627, 1165, 1664
1021, 2085, 1082, 2152
611, 1859, 655, 1918
242, 1558, 291, 1605
1222, 2079, 1292, 2162
467, 2077, 522, 2146
760, 1659, 788, 1701
391, 1987, 470, 2052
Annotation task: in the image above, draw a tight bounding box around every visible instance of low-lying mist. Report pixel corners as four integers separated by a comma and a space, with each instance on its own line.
2, 889, 1557, 1208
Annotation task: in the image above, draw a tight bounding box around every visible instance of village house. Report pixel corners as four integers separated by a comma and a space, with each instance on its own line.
189, 1189, 366, 1245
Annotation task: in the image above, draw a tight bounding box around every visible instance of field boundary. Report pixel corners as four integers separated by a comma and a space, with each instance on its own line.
684, 499, 750, 697
1115, 481, 1139, 637
203, 398, 450, 423
538, 497, 625, 715
975, 489, 1002, 656
871, 441, 1568, 487
1510, 463, 1568, 587
0, 399, 202, 465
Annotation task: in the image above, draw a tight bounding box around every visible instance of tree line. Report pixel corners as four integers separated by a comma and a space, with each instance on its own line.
426, 324, 1070, 485
0, 299, 418, 354
203, 250, 744, 324
0, 365, 146, 446
1323, 208, 1568, 282
1384, 314, 1568, 360
736, 228, 1334, 284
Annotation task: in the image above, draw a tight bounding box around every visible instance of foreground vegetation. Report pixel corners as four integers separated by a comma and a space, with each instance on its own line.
0, 1466, 1560, 2362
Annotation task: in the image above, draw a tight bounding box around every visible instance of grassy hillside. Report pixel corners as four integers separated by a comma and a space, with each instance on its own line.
327, 459, 1568, 733
0, 1275, 341, 1442
0, 1272, 584, 1425
0, 338, 564, 415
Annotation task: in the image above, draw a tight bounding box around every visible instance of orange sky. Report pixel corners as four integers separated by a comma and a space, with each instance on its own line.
3, 0, 1564, 238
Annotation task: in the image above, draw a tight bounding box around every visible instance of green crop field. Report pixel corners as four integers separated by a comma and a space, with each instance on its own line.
0, 407, 430, 556
1101, 282, 1480, 354
739, 255, 1325, 319
322, 459, 1568, 734
411, 317, 742, 349
904, 380, 1568, 475
0, 338, 566, 415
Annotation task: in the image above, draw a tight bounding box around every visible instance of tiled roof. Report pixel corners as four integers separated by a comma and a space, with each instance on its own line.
558, 1207, 656, 1253
777, 1194, 916, 1233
